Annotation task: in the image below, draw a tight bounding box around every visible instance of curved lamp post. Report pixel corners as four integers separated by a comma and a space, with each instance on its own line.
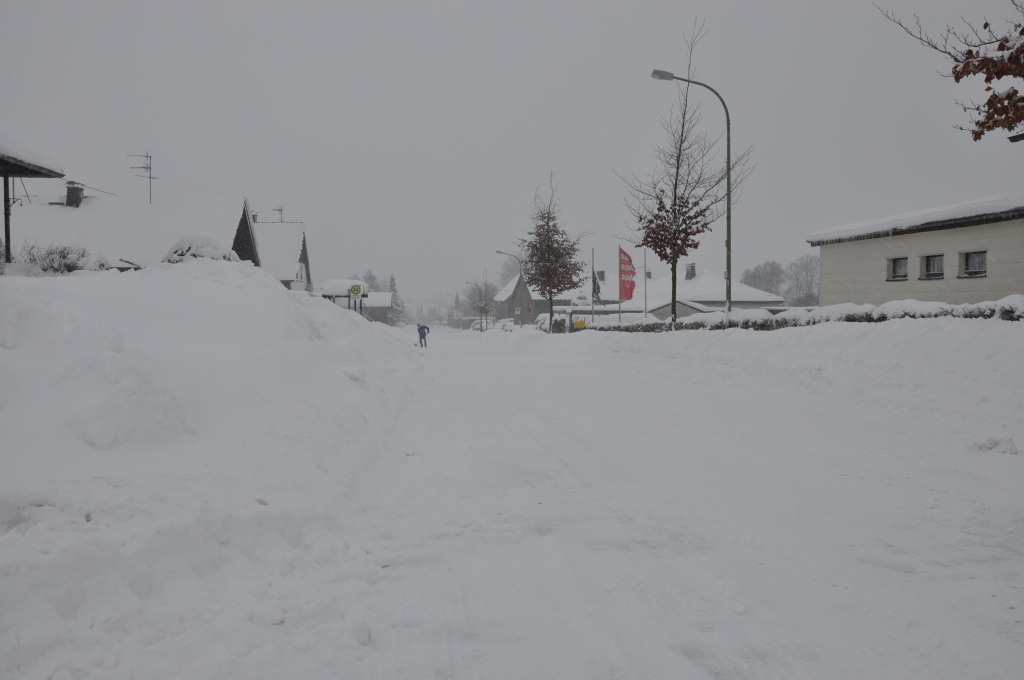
651, 69, 732, 314
496, 250, 524, 326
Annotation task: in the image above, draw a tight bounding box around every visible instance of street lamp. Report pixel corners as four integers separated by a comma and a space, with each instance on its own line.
651, 68, 732, 315
496, 250, 524, 326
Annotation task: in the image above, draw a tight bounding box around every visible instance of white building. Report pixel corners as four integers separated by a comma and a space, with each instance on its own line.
618, 264, 784, 319
807, 194, 1024, 306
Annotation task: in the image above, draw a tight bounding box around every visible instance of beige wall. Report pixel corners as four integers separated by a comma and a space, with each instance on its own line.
818, 219, 1024, 306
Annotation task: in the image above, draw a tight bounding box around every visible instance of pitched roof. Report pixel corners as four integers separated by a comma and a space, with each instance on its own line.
251, 221, 305, 281
0, 133, 64, 178
618, 268, 783, 311
807, 192, 1024, 246
492, 274, 564, 302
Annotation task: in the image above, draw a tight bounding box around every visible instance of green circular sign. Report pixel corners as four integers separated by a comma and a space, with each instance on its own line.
350, 284, 362, 296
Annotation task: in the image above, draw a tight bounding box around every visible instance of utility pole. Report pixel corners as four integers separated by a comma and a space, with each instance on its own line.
272, 206, 284, 222
128, 152, 158, 203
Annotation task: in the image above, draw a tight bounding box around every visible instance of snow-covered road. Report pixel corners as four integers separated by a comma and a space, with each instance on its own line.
351, 325, 1024, 680
2, 264, 1022, 679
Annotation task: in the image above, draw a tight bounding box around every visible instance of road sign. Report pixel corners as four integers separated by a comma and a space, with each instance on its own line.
350, 284, 362, 296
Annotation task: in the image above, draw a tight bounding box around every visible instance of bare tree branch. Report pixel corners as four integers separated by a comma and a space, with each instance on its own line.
616, 19, 755, 320
876, 2, 1024, 139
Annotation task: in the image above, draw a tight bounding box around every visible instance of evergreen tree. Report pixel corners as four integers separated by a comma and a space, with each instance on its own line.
388, 274, 409, 325
362, 269, 381, 292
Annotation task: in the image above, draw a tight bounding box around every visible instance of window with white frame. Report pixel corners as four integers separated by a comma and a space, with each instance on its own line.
960, 251, 987, 277
921, 254, 944, 279
888, 257, 908, 281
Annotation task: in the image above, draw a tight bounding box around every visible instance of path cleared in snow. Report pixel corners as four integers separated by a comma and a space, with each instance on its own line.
1, 264, 1022, 680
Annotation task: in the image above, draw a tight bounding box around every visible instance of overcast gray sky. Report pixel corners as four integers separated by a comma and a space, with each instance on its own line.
4, 0, 1020, 299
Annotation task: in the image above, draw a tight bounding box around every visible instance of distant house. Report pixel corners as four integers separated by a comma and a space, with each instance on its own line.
317, 278, 393, 322
231, 199, 312, 292
807, 194, 1024, 306
616, 264, 784, 320
492, 274, 576, 324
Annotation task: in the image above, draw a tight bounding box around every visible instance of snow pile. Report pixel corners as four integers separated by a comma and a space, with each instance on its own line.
0, 260, 415, 679
2, 263, 1023, 679
162, 234, 239, 263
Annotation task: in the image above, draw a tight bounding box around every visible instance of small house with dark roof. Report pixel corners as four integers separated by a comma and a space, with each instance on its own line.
807, 193, 1024, 306
1, 133, 65, 263
492, 274, 577, 324
231, 198, 312, 292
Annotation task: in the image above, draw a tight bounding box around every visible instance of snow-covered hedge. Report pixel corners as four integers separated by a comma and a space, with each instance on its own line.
589, 295, 1024, 332
18, 242, 109, 273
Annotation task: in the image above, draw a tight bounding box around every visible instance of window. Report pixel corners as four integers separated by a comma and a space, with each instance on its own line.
960, 251, 987, 277
888, 257, 908, 281
921, 254, 944, 279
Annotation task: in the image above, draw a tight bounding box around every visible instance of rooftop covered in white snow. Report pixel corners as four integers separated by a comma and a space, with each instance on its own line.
807, 193, 1024, 246
0, 132, 64, 178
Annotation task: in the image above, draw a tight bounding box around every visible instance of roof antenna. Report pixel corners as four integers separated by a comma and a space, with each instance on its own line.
272, 206, 284, 222
127, 151, 159, 203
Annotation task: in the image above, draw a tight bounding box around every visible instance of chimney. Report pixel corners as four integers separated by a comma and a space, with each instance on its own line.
252, 211, 258, 222
685, 263, 696, 280
65, 182, 84, 208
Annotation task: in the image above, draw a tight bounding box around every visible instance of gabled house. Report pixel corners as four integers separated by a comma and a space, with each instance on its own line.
807, 193, 1024, 306
605, 264, 784, 320
492, 274, 576, 324
231, 198, 312, 292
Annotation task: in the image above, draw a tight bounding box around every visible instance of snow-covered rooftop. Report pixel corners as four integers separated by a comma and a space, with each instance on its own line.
0, 131, 64, 177
10, 192, 245, 267
492, 274, 547, 302
251, 221, 305, 282
319, 279, 368, 296
807, 192, 1024, 245
615, 268, 783, 311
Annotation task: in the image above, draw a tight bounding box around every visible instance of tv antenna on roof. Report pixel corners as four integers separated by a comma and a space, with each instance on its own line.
272, 206, 284, 222
127, 151, 159, 203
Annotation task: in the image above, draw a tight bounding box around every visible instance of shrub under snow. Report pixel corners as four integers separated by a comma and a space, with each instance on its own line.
162, 234, 239, 264
18, 242, 110, 273
589, 295, 1024, 332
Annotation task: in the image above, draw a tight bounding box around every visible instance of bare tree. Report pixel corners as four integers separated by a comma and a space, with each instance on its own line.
620, 20, 754, 321
462, 278, 499, 330
740, 261, 787, 296
877, 2, 1024, 140
784, 254, 820, 307
497, 250, 526, 286
519, 178, 585, 333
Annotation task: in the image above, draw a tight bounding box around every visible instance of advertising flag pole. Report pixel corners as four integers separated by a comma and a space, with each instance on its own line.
591, 248, 596, 325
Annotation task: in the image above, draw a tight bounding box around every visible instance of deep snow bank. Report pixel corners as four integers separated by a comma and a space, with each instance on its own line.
0, 261, 416, 678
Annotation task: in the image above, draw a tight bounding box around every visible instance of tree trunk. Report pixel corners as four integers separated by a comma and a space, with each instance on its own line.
547, 293, 555, 333
670, 258, 678, 323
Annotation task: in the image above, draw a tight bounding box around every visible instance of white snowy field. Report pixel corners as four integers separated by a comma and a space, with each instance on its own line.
2, 261, 1023, 680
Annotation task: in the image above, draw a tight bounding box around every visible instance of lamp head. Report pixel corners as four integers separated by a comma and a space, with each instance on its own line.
651, 69, 675, 81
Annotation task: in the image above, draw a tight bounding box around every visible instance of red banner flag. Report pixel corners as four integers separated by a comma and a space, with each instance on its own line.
619, 247, 636, 301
